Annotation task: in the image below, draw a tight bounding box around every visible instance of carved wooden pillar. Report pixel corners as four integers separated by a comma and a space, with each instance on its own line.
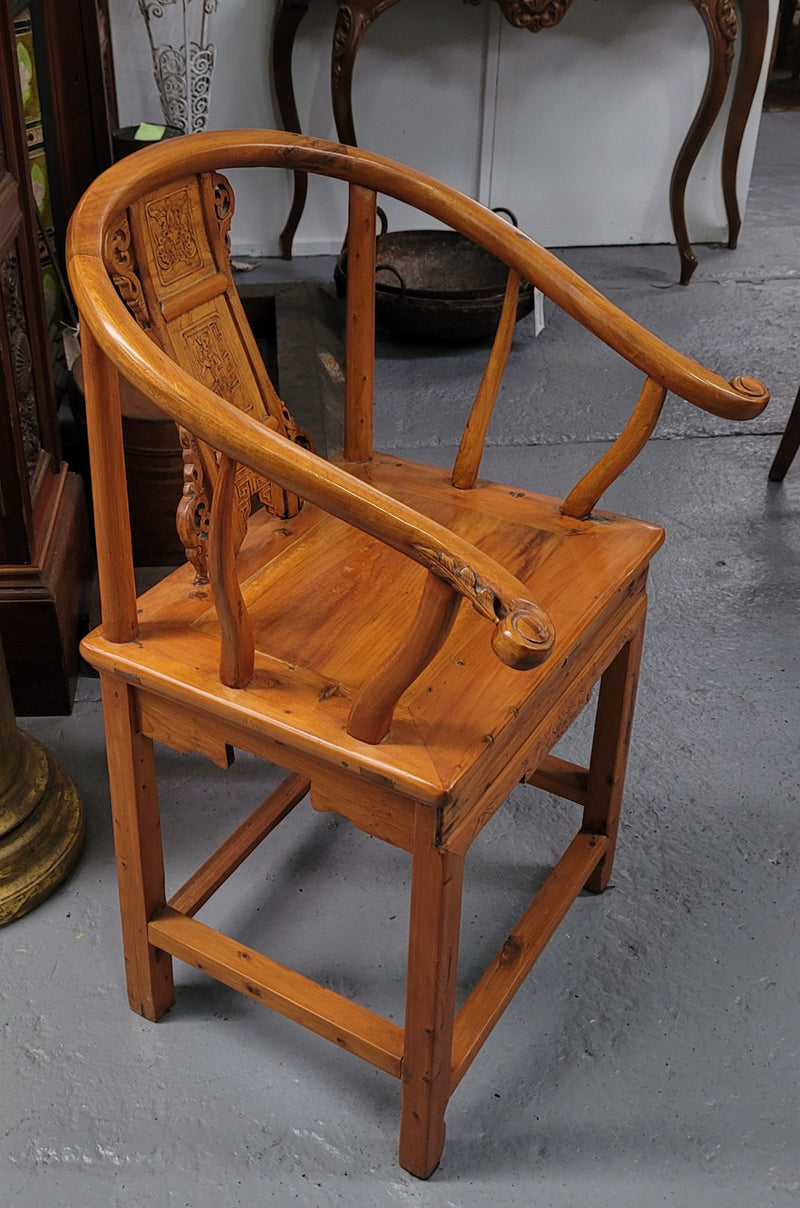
0, 635, 83, 924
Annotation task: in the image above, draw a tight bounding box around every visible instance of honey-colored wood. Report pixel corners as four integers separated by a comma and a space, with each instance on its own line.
561, 377, 667, 519
344, 183, 377, 462
209, 453, 255, 688
527, 754, 589, 806
399, 804, 464, 1178
168, 771, 310, 917
581, 604, 646, 892
450, 829, 608, 1091
452, 270, 520, 490
78, 327, 139, 645
149, 905, 405, 1076
66, 130, 769, 1179
100, 674, 174, 1021
347, 571, 460, 743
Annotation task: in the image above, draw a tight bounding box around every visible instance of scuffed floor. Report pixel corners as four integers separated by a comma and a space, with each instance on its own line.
2, 113, 798, 1206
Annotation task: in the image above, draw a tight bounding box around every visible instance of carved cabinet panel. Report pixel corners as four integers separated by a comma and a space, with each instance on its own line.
0, 0, 90, 714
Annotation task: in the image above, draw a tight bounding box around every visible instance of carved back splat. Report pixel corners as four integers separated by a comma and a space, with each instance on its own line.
104, 171, 310, 582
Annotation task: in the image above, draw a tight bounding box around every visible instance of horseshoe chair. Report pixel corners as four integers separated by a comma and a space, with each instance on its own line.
66, 131, 768, 1178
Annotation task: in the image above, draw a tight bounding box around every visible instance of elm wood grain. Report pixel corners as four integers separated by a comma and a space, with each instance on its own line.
450, 828, 608, 1092
452, 269, 521, 490
561, 376, 667, 520
347, 571, 461, 743
344, 183, 377, 462
100, 675, 175, 1022
209, 453, 256, 688
581, 608, 646, 892
168, 771, 310, 917
67, 130, 768, 1178
80, 327, 138, 644
82, 469, 661, 803
527, 753, 589, 806
439, 594, 649, 857
399, 804, 464, 1179
148, 906, 405, 1077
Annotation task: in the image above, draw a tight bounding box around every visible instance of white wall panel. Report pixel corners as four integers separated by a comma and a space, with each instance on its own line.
107, 0, 777, 256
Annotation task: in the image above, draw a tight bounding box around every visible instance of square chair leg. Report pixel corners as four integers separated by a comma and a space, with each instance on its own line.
101, 675, 175, 1021
399, 805, 465, 1178
582, 613, 646, 893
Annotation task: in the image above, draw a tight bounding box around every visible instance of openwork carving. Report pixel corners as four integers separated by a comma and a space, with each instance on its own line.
176, 426, 212, 583
144, 187, 203, 286
212, 172, 234, 252
137, 0, 219, 133
105, 219, 151, 330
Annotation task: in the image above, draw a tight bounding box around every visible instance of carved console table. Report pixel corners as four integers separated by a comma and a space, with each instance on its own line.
271, 0, 769, 284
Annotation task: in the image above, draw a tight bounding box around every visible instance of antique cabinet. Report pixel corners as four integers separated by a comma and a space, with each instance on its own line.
0, 0, 107, 714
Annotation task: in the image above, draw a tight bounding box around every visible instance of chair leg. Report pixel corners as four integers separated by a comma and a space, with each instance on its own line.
100, 675, 175, 1021
768, 385, 800, 481
581, 611, 646, 894
399, 806, 464, 1179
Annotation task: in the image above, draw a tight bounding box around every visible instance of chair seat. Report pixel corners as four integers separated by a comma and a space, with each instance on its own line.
82, 454, 663, 810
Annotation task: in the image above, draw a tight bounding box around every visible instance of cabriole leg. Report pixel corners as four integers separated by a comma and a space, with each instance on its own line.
582, 608, 646, 894
399, 806, 464, 1179
100, 675, 174, 1021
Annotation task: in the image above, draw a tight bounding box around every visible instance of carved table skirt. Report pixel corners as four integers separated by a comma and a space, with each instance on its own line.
271, 0, 769, 284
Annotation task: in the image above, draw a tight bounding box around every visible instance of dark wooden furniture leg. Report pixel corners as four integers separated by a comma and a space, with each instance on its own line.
273, 0, 313, 258
722, 0, 771, 252
330, 0, 404, 146
769, 386, 800, 481
671, 0, 737, 285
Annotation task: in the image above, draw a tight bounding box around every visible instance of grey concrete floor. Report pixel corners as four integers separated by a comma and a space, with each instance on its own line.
3, 112, 799, 1207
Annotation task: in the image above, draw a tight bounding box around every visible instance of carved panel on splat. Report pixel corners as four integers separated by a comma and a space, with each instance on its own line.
102, 170, 312, 584
181, 314, 244, 406
143, 186, 206, 288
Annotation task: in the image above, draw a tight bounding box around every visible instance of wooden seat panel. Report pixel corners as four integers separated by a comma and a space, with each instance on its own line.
82, 455, 663, 800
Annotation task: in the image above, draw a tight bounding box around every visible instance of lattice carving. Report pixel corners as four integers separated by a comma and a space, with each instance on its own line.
105, 219, 151, 330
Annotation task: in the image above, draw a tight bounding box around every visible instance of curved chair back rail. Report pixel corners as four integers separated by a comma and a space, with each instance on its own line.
69, 130, 768, 421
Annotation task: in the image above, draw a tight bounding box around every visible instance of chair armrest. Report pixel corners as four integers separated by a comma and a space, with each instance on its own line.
71, 256, 554, 671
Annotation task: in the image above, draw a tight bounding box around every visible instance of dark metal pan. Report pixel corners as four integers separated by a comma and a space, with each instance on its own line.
334, 210, 535, 344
